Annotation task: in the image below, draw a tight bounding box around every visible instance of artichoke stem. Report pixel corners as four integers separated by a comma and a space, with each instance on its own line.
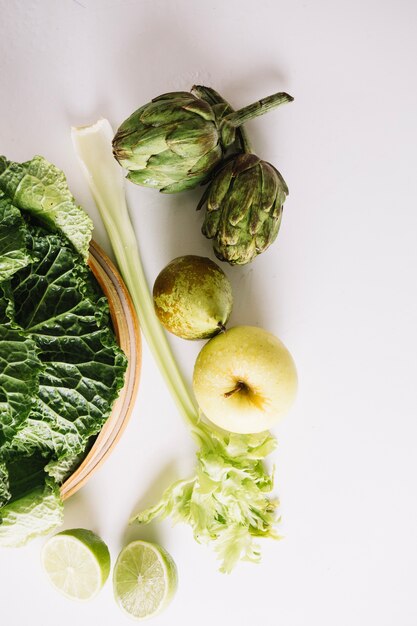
193, 84, 254, 153
237, 127, 253, 154
223, 92, 294, 129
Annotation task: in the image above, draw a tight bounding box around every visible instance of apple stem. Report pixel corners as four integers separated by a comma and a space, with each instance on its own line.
217, 322, 226, 333
224, 381, 246, 398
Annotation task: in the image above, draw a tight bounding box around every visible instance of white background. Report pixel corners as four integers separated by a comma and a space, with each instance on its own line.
1, 1, 417, 624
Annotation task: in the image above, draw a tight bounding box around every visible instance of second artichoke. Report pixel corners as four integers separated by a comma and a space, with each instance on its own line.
199, 153, 288, 265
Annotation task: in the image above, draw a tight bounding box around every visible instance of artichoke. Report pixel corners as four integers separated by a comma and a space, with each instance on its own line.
113, 89, 293, 193
199, 153, 288, 265
113, 92, 221, 193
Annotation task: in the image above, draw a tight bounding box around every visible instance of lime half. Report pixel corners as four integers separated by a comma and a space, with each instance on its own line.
113, 540, 178, 620
41, 528, 110, 601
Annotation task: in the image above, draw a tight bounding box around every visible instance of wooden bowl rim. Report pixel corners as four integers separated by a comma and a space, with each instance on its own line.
60, 240, 141, 500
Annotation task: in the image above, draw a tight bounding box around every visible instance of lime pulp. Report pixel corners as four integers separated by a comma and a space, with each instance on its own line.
113, 539, 178, 620
41, 528, 110, 601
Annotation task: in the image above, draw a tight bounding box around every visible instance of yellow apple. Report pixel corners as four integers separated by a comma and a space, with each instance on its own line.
192, 325, 297, 434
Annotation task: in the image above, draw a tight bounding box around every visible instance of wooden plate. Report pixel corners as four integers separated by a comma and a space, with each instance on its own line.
60, 241, 141, 500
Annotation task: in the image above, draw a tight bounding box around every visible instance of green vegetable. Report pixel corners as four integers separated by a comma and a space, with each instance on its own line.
192, 87, 291, 265
133, 423, 280, 573
0, 452, 64, 547
73, 119, 280, 572
0, 194, 31, 281
198, 153, 288, 265
0, 462, 10, 506
0, 155, 127, 546
112, 89, 293, 193
0, 479, 64, 548
0, 156, 93, 261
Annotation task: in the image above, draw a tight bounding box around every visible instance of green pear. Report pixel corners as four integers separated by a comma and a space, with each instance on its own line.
153, 255, 233, 340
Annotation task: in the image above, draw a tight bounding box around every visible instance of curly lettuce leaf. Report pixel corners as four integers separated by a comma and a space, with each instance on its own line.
0, 478, 63, 547
0, 193, 31, 281
0, 283, 14, 325
0, 324, 41, 446
8, 228, 127, 459
0, 152, 128, 548
0, 462, 10, 507
0, 156, 93, 260
45, 445, 91, 484
131, 422, 280, 573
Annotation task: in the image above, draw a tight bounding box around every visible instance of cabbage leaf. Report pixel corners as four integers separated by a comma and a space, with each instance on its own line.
0, 193, 31, 282
0, 155, 127, 546
0, 156, 93, 261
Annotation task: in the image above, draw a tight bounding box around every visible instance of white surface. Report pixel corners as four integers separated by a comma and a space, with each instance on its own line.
1, 0, 417, 624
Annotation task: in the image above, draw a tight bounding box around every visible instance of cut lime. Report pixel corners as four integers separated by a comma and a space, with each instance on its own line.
113, 540, 178, 620
41, 528, 110, 601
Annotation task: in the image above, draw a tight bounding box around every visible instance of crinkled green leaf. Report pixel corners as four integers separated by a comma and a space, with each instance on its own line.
0, 477, 63, 547
45, 445, 91, 484
3, 451, 47, 498
8, 229, 127, 459
0, 462, 10, 507
0, 193, 31, 281
0, 324, 41, 446
131, 420, 280, 573
0, 153, 128, 547
0, 155, 93, 260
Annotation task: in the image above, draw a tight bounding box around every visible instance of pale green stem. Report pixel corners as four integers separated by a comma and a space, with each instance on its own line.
223, 92, 294, 128
71, 119, 200, 433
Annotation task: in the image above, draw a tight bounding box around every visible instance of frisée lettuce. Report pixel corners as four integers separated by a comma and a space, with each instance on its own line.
0, 155, 127, 547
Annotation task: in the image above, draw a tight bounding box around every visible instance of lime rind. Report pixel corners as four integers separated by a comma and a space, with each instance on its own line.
113, 540, 178, 620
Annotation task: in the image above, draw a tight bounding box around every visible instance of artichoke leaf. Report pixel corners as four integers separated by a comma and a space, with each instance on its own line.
147, 150, 197, 180
189, 144, 222, 175
140, 99, 197, 125
152, 91, 194, 102
183, 99, 216, 122
162, 176, 206, 194
206, 162, 234, 211
260, 162, 280, 212
126, 169, 173, 189
226, 169, 256, 226
202, 209, 221, 239
126, 125, 170, 157
167, 120, 218, 159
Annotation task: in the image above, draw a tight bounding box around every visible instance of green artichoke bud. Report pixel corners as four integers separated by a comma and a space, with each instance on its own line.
199, 153, 288, 265
113, 92, 221, 193
113, 89, 293, 193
